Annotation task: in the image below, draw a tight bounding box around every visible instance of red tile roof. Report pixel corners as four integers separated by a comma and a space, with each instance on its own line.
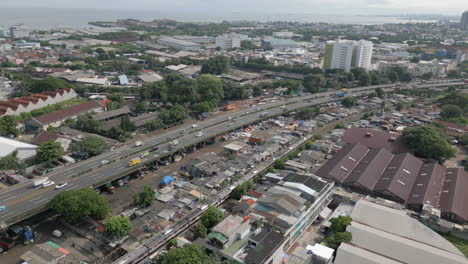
32, 100, 103, 125
32, 131, 61, 145
248, 190, 263, 198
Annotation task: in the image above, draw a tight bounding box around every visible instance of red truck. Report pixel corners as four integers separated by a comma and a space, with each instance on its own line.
224, 104, 235, 111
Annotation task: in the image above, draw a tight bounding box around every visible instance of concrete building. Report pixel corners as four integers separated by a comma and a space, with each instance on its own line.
325, 40, 374, 72
334, 200, 468, 264
173, 35, 214, 44
9, 25, 30, 39
330, 41, 354, 72
156, 37, 201, 51
272, 31, 295, 38
460, 11, 468, 31
0, 77, 15, 101
354, 40, 374, 70
0, 137, 37, 161
215, 33, 241, 50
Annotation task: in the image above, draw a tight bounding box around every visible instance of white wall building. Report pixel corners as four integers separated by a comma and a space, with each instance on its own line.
354, 40, 374, 70
215, 33, 241, 50
327, 40, 374, 72
9, 25, 30, 39
157, 37, 201, 51
331, 41, 355, 72
0, 137, 37, 161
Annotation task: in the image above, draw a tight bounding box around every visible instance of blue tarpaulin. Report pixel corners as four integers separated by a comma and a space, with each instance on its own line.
160, 176, 175, 185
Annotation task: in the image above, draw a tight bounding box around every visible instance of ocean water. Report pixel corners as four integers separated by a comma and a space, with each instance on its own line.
0, 8, 436, 30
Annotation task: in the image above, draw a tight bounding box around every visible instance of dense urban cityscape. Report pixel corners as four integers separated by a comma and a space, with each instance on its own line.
0, 3, 467, 264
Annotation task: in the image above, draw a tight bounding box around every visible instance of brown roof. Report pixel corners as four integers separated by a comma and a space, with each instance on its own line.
32, 131, 61, 145
342, 127, 411, 154
439, 168, 468, 221
344, 148, 394, 191
0, 88, 73, 116
315, 143, 369, 183
373, 153, 423, 202
32, 100, 102, 125
407, 163, 446, 207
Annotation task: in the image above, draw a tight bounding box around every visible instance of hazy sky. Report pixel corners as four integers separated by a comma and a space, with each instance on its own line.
2, 0, 467, 15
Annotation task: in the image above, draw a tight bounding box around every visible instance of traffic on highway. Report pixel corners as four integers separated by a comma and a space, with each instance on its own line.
0, 80, 464, 229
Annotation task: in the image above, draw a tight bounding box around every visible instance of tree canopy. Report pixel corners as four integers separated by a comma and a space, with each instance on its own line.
201, 56, 230, 75
50, 188, 111, 224
71, 136, 108, 159
37, 140, 64, 162
341, 96, 358, 107
441, 105, 464, 120
329, 216, 352, 233
197, 74, 224, 106
402, 125, 456, 160
133, 185, 155, 207
105, 216, 133, 238
0, 116, 20, 137
201, 206, 223, 229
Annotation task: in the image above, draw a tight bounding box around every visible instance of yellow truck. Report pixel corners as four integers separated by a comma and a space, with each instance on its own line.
341, 88, 349, 92
129, 157, 141, 167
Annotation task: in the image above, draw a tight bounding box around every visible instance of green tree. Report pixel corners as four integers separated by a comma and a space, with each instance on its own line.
201, 56, 230, 75
0, 116, 20, 137
303, 74, 325, 93
37, 140, 64, 162
329, 216, 352, 233
441, 104, 463, 119
105, 216, 133, 238
144, 119, 164, 131
422, 72, 433, 80
84, 56, 99, 66
375, 87, 385, 98
133, 185, 155, 207
74, 114, 100, 133
410, 56, 420, 63
0, 152, 18, 170
71, 136, 108, 159
341, 97, 358, 107
274, 159, 286, 169
326, 231, 352, 249
197, 74, 224, 106
388, 71, 399, 83
109, 94, 125, 104
194, 224, 208, 239
395, 102, 405, 111
359, 72, 371, 86
447, 70, 461, 79
350, 67, 366, 80
295, 107, 320, 120
223, 80, 247, 100
166, 238, 178, 250
402, 125, 456, 160
120, 116, 136, 132
201, 206, 223, 229
240, 40, 258, 50
50, 188, 110, 224
135, 101, 149, 113
156, 244, 208, 264
192, 101, 213, 113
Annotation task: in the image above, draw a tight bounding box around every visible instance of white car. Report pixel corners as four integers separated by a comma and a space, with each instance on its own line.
43, 181, 55, 188
55, 183, 68, 189
196, 132, 203, 137
101, 160, 109, 165
192, 124, 198, 128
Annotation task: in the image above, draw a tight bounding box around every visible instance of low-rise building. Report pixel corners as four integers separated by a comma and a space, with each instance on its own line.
157, 37, 201, 51
25, 100, 104, 130
0, 136, 37, 160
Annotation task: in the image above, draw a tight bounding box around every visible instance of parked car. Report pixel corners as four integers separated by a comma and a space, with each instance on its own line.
0, 206, 6, 212
196, 132, 203, 137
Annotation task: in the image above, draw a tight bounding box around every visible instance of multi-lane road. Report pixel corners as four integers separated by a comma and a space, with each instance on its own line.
0, 80, 465, 228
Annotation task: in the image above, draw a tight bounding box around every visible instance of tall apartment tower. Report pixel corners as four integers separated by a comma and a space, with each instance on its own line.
354, 40, 374, 70
331, 41, 355, 72
461, 11, 468, 31
324, 39, 373, 72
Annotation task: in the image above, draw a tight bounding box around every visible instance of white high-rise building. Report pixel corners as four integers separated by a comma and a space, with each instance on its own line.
331, 41, 355, 72
215, 33, 241, 50
326, 39, 374, 72
354, 40, 374, 70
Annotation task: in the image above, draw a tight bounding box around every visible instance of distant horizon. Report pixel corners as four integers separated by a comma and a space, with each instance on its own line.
0, 4, 462, 17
